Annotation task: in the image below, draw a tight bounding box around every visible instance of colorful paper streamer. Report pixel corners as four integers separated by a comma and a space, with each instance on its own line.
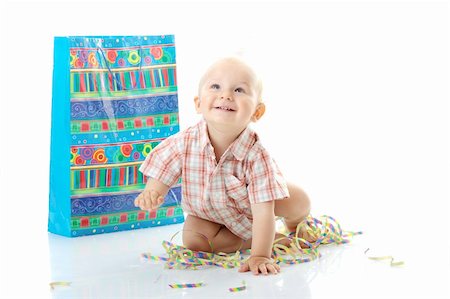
272, 215, 363, 265
142, 215, 362, 270
229, 280, 246, 292
49, 281, 71, 290
169, 282, 204, 288
364, 248, 405, 267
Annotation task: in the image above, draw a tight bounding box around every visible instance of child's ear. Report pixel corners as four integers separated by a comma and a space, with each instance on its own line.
251, 102, 266, 122
194, 96, 201, 113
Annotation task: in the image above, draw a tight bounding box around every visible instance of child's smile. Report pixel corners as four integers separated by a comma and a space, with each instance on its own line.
195, 58, 262, 132
214, 105, 236, 112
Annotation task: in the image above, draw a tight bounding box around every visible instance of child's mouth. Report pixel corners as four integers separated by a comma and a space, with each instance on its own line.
215, 106, 236, 112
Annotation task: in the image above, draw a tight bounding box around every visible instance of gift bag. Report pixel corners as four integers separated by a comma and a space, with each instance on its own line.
49, 35, 184, 237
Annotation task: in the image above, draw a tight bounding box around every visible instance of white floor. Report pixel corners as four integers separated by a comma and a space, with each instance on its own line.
2, 215, 445, 299
1, 1, 449, 298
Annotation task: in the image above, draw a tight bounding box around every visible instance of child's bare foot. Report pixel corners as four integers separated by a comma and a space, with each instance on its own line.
274, 233, 291, 247
290, 223, 319, 249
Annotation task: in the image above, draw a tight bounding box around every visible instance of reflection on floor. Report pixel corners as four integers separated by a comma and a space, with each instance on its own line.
46, 220, 448, 299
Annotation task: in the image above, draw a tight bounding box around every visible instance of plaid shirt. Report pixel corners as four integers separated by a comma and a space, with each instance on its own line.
139, 119, 289, 240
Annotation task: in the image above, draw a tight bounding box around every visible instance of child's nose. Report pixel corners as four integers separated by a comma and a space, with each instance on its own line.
220, 91, 233, 100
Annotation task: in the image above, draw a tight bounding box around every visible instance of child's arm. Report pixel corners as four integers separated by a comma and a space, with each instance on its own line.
239, 200, 281, 275
134, 178, 170, 210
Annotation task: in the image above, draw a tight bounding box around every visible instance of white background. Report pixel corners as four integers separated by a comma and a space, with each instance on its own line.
0, 0, 449, 298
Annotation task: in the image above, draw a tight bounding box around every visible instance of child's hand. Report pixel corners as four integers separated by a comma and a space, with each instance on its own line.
238, 256, 281, 275
134, 189, 164, 210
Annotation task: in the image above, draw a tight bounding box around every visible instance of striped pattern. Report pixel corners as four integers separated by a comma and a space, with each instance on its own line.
139, 119, 289, 240
71, 163, 146, 192
71, 113, 178, 133
71, 206, 183, 229
64, 35, 182, 237
168, 283, 204, 289
70, 65, 177, 94
229, 281, 246, 292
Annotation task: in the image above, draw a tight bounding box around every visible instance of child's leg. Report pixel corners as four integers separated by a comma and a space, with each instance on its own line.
182, 214, 252, 253
182, 183, 310, 254
183, 214, 290, 254
274, 182, 311, 233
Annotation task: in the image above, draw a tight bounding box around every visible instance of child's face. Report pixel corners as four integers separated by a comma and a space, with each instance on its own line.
195, 58, 263, 130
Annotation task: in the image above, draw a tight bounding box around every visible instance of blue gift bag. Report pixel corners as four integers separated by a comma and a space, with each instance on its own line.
49, 35, 184, 237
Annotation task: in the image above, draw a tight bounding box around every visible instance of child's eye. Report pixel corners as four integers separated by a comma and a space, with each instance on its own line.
210, 84, 220, 89
235, 87, 245, 93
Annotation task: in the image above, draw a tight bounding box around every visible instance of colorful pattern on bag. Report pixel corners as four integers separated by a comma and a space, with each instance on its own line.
71, 205, 184, 236
71, 186, 181, 216
70, 140, 162, 166
65, 35, 183, 236
70, 67, 177, 95
70, 114, 178, 134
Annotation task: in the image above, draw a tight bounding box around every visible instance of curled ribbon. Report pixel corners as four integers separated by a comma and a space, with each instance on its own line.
142, 215, 362, 270
49, 281, 71, 290
229, 280, 246, 292
364, 248, 405, 267
168, 282, 204, 288
142, 229, 245, 269
272, 215, 363, 265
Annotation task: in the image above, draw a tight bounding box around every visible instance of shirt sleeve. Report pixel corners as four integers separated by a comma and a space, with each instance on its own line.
139, 135, 182, 187
245, 147, 290, 204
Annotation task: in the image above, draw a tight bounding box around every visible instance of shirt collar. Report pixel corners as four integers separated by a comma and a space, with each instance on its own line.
229, 125, 254, 161
199, 118, 210, 151
199, 118, 256, 161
